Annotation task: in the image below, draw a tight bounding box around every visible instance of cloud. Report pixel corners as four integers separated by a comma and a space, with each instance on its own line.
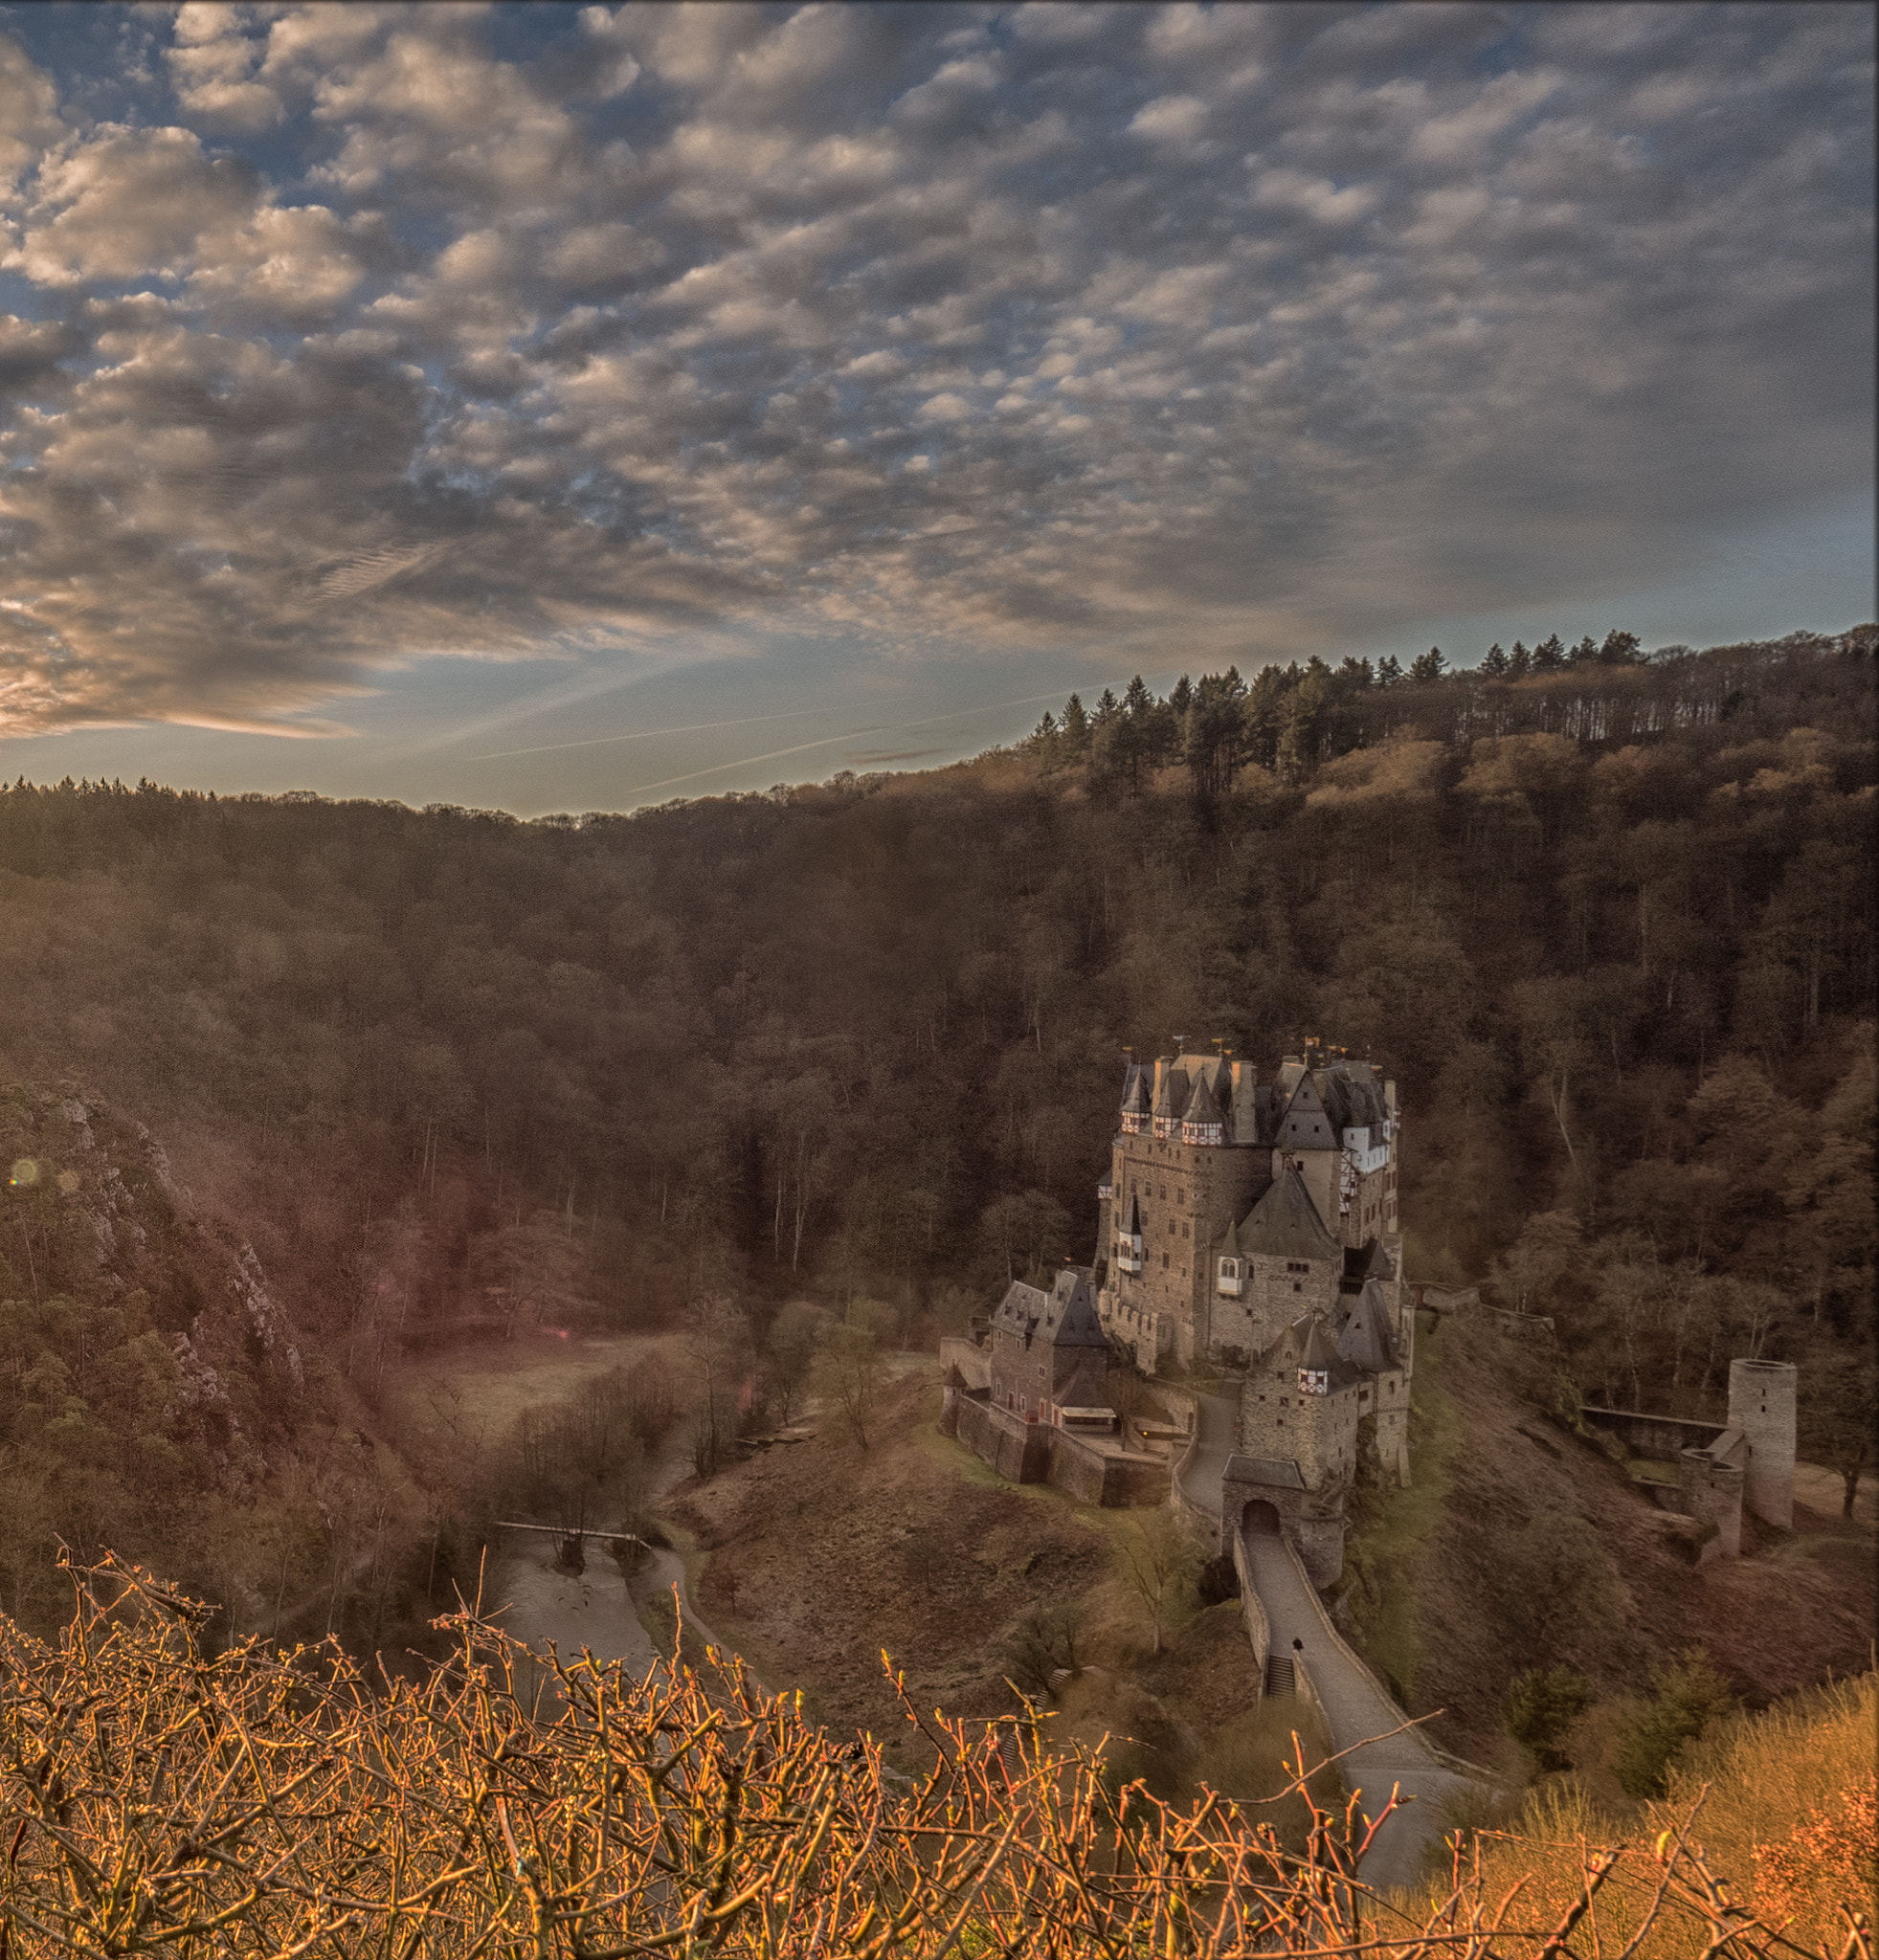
0, 3, 1868, 741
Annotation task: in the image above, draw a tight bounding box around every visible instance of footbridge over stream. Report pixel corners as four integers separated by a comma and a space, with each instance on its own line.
1176, 1392, 1477, 1894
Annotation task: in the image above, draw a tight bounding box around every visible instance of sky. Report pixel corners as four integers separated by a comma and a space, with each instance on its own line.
0, 2, 1871, 816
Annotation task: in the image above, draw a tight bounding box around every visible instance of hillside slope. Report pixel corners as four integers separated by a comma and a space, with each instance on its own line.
1335, 1312, 1876, 1771
0, 1080, 412, 1640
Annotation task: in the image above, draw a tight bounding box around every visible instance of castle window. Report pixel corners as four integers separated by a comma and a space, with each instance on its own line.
1292, 1282, 1302, 1294
1286, 1261, 1309, 1274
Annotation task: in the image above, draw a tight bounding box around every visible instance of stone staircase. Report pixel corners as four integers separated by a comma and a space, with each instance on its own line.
1264, 1653, 1295, 1700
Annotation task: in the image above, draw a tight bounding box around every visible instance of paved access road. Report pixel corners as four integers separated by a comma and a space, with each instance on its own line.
1177, 1389, 1240, 1525
1239, 1526, 1469, 1894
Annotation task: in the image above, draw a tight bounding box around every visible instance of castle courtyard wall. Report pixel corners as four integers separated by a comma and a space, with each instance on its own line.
952, 1393, 1168, 1506
953, 1395, 1052, 1484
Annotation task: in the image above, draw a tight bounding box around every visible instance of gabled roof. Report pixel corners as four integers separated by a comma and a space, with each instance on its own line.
995, 1269, 1107, 1349
1318, 1059, 1388, 1132
1335, 1279, 1399, 1374
1274, 1074, 1338, 1152
1041, 1267, 1109, 1348
1232, 1168, 1339, 1260
992, 1280, 1051, 1343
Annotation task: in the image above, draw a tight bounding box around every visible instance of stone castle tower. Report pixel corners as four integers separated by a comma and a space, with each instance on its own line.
1096, 1038, 1411, 1583
1727, 1358, 1797, 1530
1096, 1038, 1402, 1372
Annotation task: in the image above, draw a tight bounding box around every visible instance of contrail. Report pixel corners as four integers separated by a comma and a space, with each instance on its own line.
892, 687, 1086, 729
617, 688, 1087, 797
468, 704, 830, 761
472, 686, 1077, 763
624, 727, 889, 795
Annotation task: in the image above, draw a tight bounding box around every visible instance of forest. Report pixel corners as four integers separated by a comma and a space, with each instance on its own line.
0, 622, 1871, 1643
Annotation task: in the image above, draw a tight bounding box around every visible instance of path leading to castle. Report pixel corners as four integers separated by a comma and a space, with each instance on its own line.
1178, 1389, 1239, 1518
1240, 1527, 1469, 1896
1178, 1384, 1468, 1892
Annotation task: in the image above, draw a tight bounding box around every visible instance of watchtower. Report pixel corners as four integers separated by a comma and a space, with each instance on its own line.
1727, 1358, 1797, 1529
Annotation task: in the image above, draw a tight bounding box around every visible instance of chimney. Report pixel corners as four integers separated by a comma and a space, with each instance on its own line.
1152, 1054, 1173, 1105
1228, 1057, 1258, 1146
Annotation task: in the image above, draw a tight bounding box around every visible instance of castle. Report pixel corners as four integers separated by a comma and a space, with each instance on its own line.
1095, 1037, 1413, 1580
948, 1034, 1796, 1589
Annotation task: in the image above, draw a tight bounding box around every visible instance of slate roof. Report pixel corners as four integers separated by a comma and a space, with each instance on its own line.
1272, 1055, 1389, 1138
1183, 1072, 1224, 1132
1341, 1237, 1394, 1290
1226, 1168, 1339, 1261
1334, 1278, 1399, 1374
1274, 1074, 1338, 1152
994, 1268, 1108, 1349
1119, 1063, 1152, 1119
1151, 1063, 1192, 1122
1260, 1310, 1362, 1390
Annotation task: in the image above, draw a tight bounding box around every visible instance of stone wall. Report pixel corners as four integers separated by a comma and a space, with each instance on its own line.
953, 1395, 1052, 1484
1581, 1407, 1727, 1460
1107, 1132, 1268, 1365
1678, 1450, 1743, 1562
953, 1393, 1167, 1506
1230, 1524, 1270, 1683
1046, 1430, 1170, 1507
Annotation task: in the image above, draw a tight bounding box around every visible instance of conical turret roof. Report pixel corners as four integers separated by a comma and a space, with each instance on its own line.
1152, 1064, 1190, 1121
1182, 1072, 1224, 1132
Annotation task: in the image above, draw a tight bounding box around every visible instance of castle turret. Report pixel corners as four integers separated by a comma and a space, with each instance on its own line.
1727, 1358, 1797, 1529
1180, 1072, 1225, 1146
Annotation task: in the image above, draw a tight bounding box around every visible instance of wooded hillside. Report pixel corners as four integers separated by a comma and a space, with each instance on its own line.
0, 624, 1871, 1625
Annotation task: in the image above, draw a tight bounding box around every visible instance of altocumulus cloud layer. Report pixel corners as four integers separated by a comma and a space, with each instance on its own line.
0, 2, 1871, 736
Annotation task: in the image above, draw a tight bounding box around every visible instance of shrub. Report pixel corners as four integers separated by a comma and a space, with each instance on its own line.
1610, 1647, 1735, 1798
2, 1555, 1864, 1958
1505, 1665, 1593, 1770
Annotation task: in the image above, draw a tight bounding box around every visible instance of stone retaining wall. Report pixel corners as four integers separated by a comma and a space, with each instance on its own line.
953, 1395, 1052, 1484
1582, 1407, 1727, 1461
952, 1393, 1169, 1505
1230, 1525, 1270, 1682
